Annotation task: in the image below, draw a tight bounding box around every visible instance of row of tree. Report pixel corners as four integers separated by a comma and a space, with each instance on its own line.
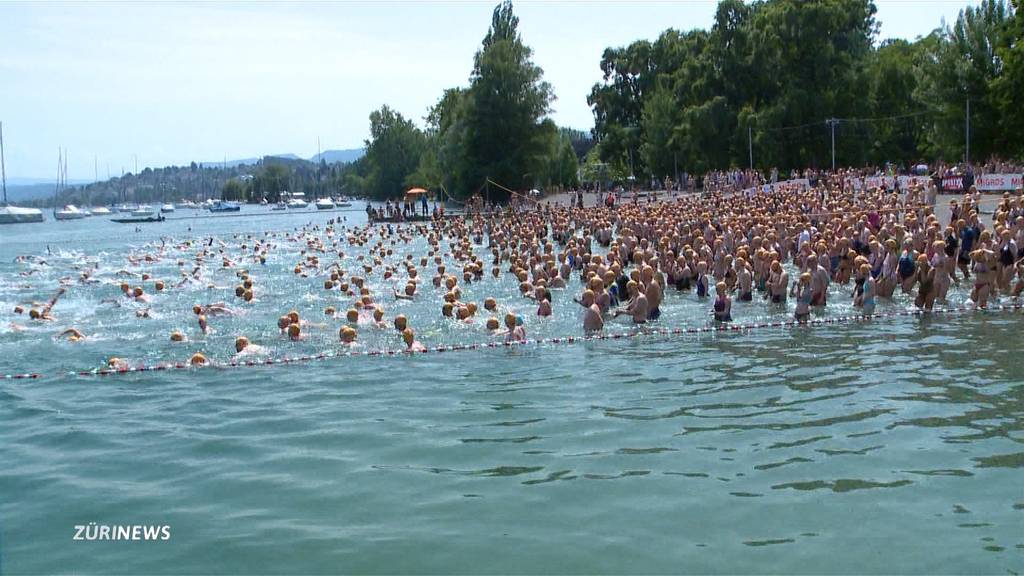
589, 0, 1023, 179
43, 157, 350, 207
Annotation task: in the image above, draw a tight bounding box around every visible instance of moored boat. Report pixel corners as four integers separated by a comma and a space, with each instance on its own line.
315, 198, 335, 210
209, 200, 241, 212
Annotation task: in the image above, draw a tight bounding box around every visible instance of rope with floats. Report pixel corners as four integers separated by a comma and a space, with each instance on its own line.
3, 301, 1019, 381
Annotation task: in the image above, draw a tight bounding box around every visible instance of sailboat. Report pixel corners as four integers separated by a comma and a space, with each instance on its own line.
54, 149, 87, 221
0, 121, 45, 224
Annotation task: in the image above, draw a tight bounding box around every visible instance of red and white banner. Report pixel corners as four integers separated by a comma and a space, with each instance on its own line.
974, 173, 1023, 191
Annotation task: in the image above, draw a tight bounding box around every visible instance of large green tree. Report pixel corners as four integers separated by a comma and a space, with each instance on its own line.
457, 0, 554, 199
361, 105, 427, 199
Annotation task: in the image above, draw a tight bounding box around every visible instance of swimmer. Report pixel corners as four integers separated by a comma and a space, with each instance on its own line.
339, 325, 357, 345
713, 281, 732, 322
57, 327, 86, 342
613, 280, 648, 324
573, 289, 604, 332
402, 328, 427, 352
234, 336, 268, 357
794, 273, 812, 323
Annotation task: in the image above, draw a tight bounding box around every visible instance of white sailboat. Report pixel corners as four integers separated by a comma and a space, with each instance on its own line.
53, 149, 87, 220
0, 121, 45, 224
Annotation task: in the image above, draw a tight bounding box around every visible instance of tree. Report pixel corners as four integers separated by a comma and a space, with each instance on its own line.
221, 179, 246, 202
456, 0, 554, 199
361, 105, 427, 199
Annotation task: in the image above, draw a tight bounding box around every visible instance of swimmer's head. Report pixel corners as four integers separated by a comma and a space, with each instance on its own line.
373, 307, 384, 321
484, 297, 497, 311
155, 281, 165, 291
235, 285, 245, 297
235, 336, 249, 353
278, 315, 291, 330
193, 304, 202, 315
346, 308, 359, 323
13, 305, 23, 314
442, 302, 454, 317
29, 309, 40, 320
287, 310, 300, 324
504, 312, 516, 329
325, 306, 336, 316
340, 326, 357, 343
170, 330, 185, 342
133, 287, 143, 298
287, 323, 301, 340
394, 314, 407, 331
486, 317, 500, 330
402, 327, 415, 347
189, 352, 208, 366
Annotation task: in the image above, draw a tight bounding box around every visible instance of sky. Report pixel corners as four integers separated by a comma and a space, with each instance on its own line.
1, 0, 982, 180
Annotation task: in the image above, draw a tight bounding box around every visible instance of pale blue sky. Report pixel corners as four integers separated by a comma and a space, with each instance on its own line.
1, 0, 980, 179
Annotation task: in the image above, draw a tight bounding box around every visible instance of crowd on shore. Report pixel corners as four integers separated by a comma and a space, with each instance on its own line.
7, 171, 1024, 366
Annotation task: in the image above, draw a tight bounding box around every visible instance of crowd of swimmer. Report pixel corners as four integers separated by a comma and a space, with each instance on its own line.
10, 180, 1024, 369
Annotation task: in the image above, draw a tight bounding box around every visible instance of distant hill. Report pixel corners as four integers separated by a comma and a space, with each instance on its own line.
310, 149, 364, 164
198, 149, 363, 169
4, 182, 60, 202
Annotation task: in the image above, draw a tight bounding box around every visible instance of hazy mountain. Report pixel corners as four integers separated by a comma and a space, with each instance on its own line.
310, 149, 364, 164
3, 182, 61, 202
198, 149, 363, 169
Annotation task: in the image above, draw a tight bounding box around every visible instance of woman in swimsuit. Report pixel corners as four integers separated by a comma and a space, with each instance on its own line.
713, 281, 732, 322
767, 260, 788, 304
897, 239, 917, 294
735, 257, 753, 301
930, 240, 951, 303
997, 229, 1017, 294
695, 261, 709, 299
971, 248, 996, 308
794, 272, 812, 323
914, 255, 937, 311
861, 263, 877, 316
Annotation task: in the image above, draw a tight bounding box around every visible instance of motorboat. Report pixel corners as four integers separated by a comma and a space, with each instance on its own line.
0, 205, 44, 224
271, 201, 287, 211
287, 198, 308, 209
90, 206, 112, 216
209, 200, 241, 212
315, 198, 335, 210
54, 205, 89, 220
334, 196, 352, 207
116, 203, 138, 213
161, 203, 175, 213
130, 205, 156, 218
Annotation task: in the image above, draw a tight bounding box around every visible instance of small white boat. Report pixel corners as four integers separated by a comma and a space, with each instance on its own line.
315, 198, 335, 210
0, 205, 45, 224
271, 201, 287, 211
287, 198, 308, 209
54, 205, 88, 220
90, 206, 112, 216
161, 203, 175, 213
116, 203, 138, 213
131, 205, 155, 218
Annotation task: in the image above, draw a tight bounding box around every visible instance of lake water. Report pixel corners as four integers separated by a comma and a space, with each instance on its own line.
1, 207, 1022, 574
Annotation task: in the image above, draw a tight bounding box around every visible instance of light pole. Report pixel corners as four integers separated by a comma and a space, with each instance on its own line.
826, 118, 839, 171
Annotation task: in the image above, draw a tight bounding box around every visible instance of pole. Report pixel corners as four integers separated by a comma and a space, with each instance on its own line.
0, 121, 6, 204
965, 97, 970, 164
828, 119, 837, 171
748, 125, 753, 170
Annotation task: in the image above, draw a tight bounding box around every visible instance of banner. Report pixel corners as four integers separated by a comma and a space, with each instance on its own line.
974, 173, 1023, 191
858, 175, 932, 190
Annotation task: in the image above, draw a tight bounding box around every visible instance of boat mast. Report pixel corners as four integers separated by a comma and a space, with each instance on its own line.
1, 121, 7, 205
317, 136, 321, 200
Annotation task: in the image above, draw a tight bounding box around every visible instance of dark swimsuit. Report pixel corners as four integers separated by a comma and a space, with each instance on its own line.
696, 276, 708, 298
713, 297, 732, 322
